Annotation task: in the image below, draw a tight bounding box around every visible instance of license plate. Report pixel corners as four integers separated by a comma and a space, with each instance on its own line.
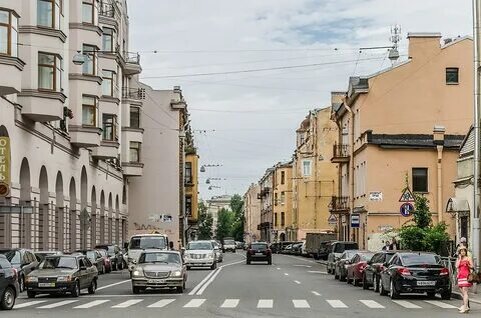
255, 253, 263, 256
38, 282, 55, 287
417, 281, 436, 286
148, 279, 165, 284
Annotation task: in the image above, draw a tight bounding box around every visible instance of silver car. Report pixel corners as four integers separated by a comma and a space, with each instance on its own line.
131, 250, 187, 294
184, 241, 217, 270
211, 240, 223, 263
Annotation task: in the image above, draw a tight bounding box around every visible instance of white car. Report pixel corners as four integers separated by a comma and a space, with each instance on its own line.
184, 241, 217, 270
211, 241, 223, 263
222, 239, 236, 252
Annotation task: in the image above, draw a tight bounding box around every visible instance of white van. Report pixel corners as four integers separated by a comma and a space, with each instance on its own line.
126, 234, 170, 274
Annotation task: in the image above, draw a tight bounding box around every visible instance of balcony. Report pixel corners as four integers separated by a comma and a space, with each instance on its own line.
331, 144, 350, 163
68, 125, 102, 148
91, 140, 119, 159
19, 90, 65, 122
122, 162, 144, 177
122, 87, 145, 101
328, 196, 350, 214
120, 52, 142, 75
0, 56, 25, 96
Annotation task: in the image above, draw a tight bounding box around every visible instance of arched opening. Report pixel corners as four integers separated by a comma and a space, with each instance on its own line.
39, 166, 49, 250
55, 172, 64, 251
80, 167, 88, 249
115, 195, 120, 244
19, 158, 31, 248
108, 193, 113, 244
100, 191, 105, 244
69, 178, 77, 251
0, 126, 10, 247
122, 184, 126, 205
279, 233, 286, 242
90, 187, 97, 248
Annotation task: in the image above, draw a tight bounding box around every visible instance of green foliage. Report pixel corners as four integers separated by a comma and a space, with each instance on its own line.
216, 208, 235, 241
197, 201, 213, 240
412, 195, 431, 229
398, 225, 425, 251
423, 223, 450, 255
230, 194, 244, 218
230, 194, 245, 241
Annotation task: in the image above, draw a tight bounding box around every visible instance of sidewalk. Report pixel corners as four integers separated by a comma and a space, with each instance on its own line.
452, 285, 481, 304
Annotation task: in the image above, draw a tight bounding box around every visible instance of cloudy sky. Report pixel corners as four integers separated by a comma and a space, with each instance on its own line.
128, 0, 472, 199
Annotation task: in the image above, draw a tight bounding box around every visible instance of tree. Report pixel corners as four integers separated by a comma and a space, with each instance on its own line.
197, 201, 213, 240
216, 208, 234, 241
230, 194, 244, 218
230, 194, 245, 241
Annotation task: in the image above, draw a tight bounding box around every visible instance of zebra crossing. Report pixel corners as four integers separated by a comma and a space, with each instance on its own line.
13, 297, 461, 311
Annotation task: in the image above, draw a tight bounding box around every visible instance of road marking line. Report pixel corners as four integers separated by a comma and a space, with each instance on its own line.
97, 279, 131, 291
360, 300, 385, 308
74, 300, 110, 309
257, 299, 273, 308
311, 291, 321, 296
197, 268, 222, 295
283, 254, 318, 264
308, 270, 328, 274
111, 299, 144, 308
184, 299, 206, 308
326, 300, 348, 308
147, 299, 176, 308
14, 300, 47, 308
220, 299, 239, 308
292, 299, 310, 308
276, 267, 281, 270
293, 265, 312, 268
189, 259, 245, 296
188, 269, 217, 296
424, 300, 457, 309
294, 280, 301, 284
392, 300, 421, 309
284, 273, 289, 276
38, 300, 79, 309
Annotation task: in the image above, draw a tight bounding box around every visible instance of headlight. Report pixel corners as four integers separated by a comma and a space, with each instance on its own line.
171, 270, 182, 277
132, 268, 144, 277
26, 276, 38, 283
57, 276, 72, 282
128, 257, 137, 264
208, 253, 214, 259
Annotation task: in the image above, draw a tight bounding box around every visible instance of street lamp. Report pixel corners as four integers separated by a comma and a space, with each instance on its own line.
72, 51, 86, 65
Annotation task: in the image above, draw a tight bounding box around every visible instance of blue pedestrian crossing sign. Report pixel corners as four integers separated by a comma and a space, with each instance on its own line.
400, 202, 414, 217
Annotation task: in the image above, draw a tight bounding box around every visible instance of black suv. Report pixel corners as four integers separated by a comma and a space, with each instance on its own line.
0, 254, 19, 310
95, 245, 123, 270
246, 242, 272, 265
0, 249, 38, 292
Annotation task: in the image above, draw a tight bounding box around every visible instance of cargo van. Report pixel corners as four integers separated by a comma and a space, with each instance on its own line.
125, 234, 169, 275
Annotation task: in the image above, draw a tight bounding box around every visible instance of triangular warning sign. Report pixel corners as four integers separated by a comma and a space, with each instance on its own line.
399, 188, 415, 202
328, 214, 338, 224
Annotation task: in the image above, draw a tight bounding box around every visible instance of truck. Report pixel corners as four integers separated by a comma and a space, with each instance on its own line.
124, 233, 170, 276
305, 232, 337, 259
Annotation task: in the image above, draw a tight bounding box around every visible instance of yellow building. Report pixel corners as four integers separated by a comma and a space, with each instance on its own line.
330, 33, 472, 250
292, 108, 339, 240
185, 150, 199, 240
273, 162, 294, 241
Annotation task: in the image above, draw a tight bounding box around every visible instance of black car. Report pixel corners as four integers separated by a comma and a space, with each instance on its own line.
317, 240, 335, 261
246, 242, 272, 265
379, 252, 451, 300
0, 255, 19, 310
362, 250, 407, 291
95, 245, 123, 270
0, 249, 38, 292
334, 250, 358, 281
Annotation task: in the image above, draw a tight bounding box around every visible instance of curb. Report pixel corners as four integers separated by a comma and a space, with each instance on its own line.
452, 291, 481, 304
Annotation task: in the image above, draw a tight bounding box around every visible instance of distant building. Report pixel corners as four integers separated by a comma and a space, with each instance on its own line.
259, 168, 274, 242
273, 162, 294, 241
206, 195, 232, 236
186, 149, 200, 241
244, 184, 261, 243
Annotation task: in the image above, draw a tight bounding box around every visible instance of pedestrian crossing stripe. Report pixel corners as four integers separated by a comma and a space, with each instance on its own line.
111, 299, 144, 308
74, 300, 110, 309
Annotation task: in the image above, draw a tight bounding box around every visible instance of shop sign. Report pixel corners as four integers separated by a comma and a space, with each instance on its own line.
369, 191, 383, 201
0, 137, 10, 197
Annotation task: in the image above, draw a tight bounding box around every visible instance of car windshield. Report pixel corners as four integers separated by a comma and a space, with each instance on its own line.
251, 244, 267, 251
98, 250, 107, 257
139, 252, 180, 264
224, 240, 235, 245
359, 253, 375, 261
129, 236, 166, 250
86, 251, 97, 259
0, 250, 20, 264
401, 254, 440, 266
342, 251, 356, 259
40, 256, 77, 269
334, 243, 359, 253
187, 242, 213, 250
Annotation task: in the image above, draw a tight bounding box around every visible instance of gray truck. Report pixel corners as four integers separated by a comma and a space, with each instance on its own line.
305, 232, 337, 259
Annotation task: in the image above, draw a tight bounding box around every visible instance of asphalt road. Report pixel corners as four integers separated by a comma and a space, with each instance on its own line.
3, 252, 478, 317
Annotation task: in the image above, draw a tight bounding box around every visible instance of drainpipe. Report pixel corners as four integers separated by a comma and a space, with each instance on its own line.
433, 126, 445, 225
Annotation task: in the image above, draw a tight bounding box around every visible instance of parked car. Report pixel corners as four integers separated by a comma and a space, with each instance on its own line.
96, 249, 113, 273
379, 252, 451, 300
95, 245, 123, 270
327, 241, 359, 274
235, 241, 245, 250
0, 254, 19, 310
73, 250, 106, 274
282, 244, 293, 254
0, 248, 38, 292
317, 240, 336, 261
131, 250, 187, 294
363, 250, 407, 291
222, 238, 236, 253
184, 240, 217, 270
34, 251, 63, 263
334, 250, 358, 281
25, 254, 98, 298
291, 242, 303, 255
246, 242, 272, 265
211, 241, 223, 263
346, 251, 375, 286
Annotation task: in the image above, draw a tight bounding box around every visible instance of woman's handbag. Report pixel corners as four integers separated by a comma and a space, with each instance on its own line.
467, 271, 480, 283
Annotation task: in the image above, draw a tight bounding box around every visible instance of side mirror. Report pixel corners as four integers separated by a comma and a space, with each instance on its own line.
169, 241, 174, 250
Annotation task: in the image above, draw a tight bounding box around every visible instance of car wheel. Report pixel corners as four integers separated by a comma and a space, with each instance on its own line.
187, 266, 191, 270
362, 274, 369, 290
389, 280, 399, 299
132, 286, 142, 294
88, 279, 97, 294
27, 291, 36, 299
379, 279, 387, 296
101, 265, 105, 274
339, 271, 346, 282
267, 258, 272, 265
18, 275, 25, 292
0, 286, 15, 310
441, 288, 451, 300
246, 260, 251, 265
71, 281, 81, 298
334, 269, 339, 280
211, 262, 217, 270
354, 278, 360, 287
373, 276, 379, 292
426, 291, 436, 298
176, 284, 184, 293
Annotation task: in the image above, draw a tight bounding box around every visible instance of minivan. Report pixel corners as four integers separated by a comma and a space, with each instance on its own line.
326, 241, 359, 274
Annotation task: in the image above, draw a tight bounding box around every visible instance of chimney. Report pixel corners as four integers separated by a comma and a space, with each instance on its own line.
407, 33, 442, 61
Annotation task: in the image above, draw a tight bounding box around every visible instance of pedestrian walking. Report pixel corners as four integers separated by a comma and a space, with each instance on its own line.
382, 241, 390, 251
456, 247, 473, 313
390, 238, 399, 251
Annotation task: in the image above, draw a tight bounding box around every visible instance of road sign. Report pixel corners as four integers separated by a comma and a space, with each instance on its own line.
400, 202, 414, 217
399, 188, 415, 202
328, 214, 338, 224
351, 214, 360, 228
369, 191, 383, 201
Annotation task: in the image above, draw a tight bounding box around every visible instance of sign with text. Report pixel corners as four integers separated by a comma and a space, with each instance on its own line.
369, 191, 383, 201
0, 137, 10, 197
351, 214, 360, 228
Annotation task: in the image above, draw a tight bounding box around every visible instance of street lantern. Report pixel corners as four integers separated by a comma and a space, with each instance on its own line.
72, 51, 86, 66
200, 165, 206, 172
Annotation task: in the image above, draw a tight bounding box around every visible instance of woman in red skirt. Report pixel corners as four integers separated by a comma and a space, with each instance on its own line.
456, 247, 473, 313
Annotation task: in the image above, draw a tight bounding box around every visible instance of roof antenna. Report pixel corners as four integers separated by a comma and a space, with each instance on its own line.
389, 25, 401, 63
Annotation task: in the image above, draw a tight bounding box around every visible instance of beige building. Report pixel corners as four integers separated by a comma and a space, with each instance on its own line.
259, 168, 274, 242
330, 33, 472, 250
292, 108, 338, 240
243, 183, 261, 244
206, 195, 232, 237
273, 162, 294, 241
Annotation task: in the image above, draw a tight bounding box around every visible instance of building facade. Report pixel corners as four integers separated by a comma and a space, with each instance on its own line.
330, 33, 472, 250
206, 195, 232, 236
186, 149, 200, 241
259, 168, 274, 242
292, 108, 338, 241
273, 162, 293, 241
243, 183, 261, 244
0, 0, 141, 250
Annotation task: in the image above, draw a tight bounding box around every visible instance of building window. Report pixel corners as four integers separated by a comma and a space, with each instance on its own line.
412, 168, 428, 192
281, 212, 285, 227
446, 67, 459, 84
281, 192, 285, 205
0, 10, 18, 57
185, 195, 192, 217
302, 160, 312, 177
82, 44, 97, 75
274, 192, 278, 206
130, 142, 141, 163
130, 107, 141, 128
102, 114, 117, 141
102, 70, 115, 96
82, 95, 97, 126
102, 27, 114, 52
37, 0, 62, 29
274, 213, 278, 227
281, 171, 285, 185
185, 162, 192, 184
82, 1, 94, 24
38, 53, 62, 91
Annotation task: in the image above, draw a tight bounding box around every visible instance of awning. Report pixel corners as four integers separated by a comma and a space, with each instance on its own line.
446, 198, 470, 213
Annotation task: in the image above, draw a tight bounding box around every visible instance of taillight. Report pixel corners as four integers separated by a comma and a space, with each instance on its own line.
266, 249, 272, 255
440, 268, 449, 276
358, 262, 367, 271
12, 268, 17, 278
397, 267, 411, 276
